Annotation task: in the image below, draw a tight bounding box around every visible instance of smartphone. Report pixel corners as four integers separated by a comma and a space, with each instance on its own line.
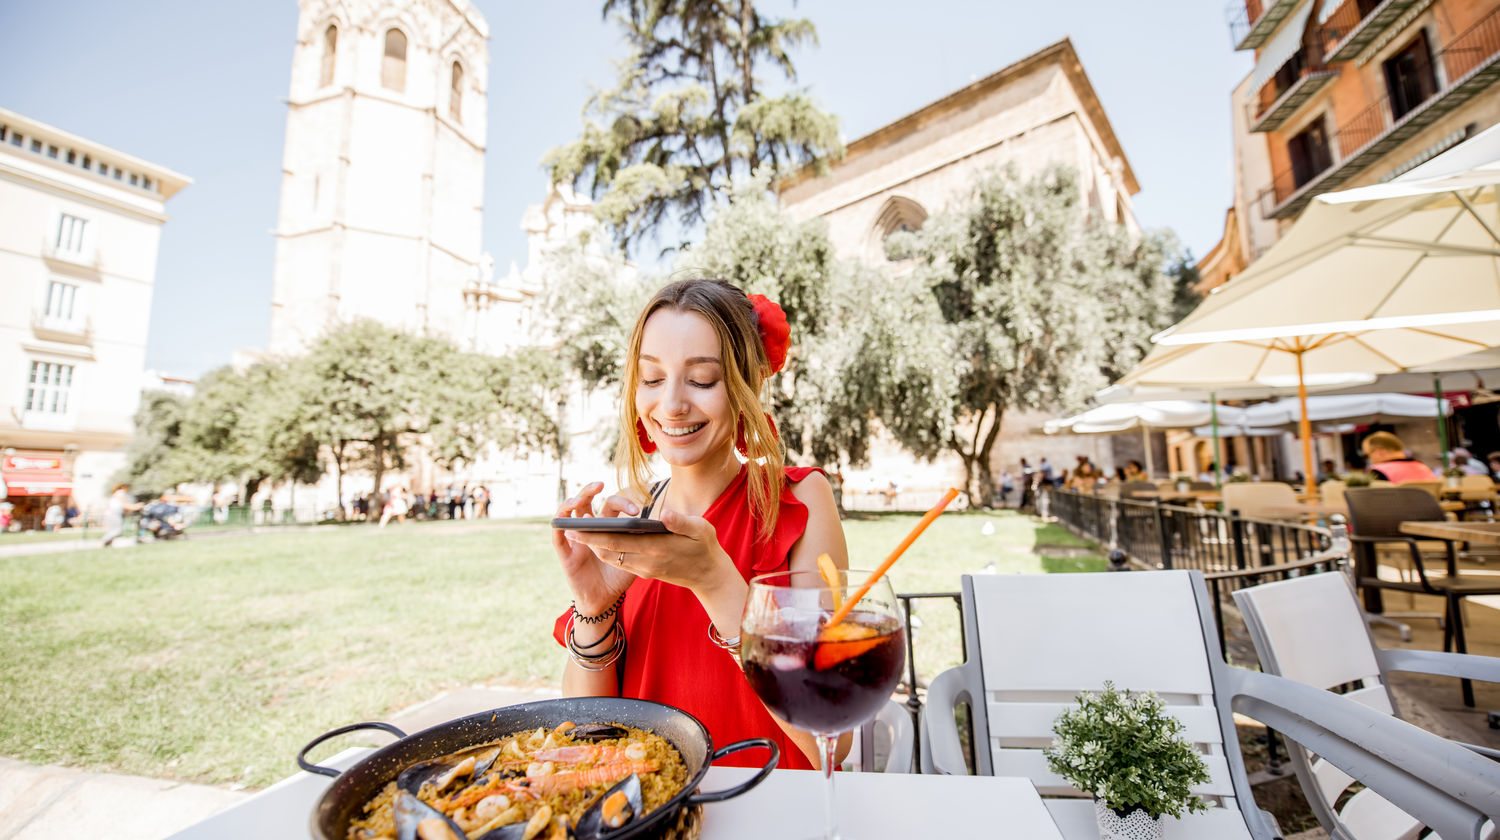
550, 516, 670, 534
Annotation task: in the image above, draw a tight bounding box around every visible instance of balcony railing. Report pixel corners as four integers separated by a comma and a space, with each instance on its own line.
1228, 0, 1303, 50
1250, 40, 1340, 132
30, 311, 93, 345
40, 237, 100, 274
1323, 0, 1428, 63
1262, 5, 1500, 218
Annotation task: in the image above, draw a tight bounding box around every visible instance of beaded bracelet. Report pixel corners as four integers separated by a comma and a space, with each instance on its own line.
573, 591, 627, 625
707, 623, 742, 657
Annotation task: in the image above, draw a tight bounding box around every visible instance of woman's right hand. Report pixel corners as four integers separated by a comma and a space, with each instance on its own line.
552, 481, 640, 614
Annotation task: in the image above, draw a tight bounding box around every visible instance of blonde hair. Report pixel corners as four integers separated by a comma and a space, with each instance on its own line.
1362, 431, 1405, 455
618, 279, 784, 542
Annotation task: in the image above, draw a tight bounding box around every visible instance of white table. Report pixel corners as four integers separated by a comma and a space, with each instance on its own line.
165, 748, 1063, 839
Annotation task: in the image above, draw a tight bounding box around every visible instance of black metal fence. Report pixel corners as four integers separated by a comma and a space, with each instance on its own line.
1042, 487, 1352, 654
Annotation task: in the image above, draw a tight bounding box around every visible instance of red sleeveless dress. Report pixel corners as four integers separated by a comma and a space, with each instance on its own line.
553, 465, 821, 770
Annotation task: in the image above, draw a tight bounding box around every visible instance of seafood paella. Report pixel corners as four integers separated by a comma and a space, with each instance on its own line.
348, 721, 688, 840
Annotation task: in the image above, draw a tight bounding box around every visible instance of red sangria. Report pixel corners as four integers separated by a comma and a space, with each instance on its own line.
741, 568, 905, 840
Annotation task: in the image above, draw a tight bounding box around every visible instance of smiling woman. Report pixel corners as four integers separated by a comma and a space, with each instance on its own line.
549, 278, 846, 773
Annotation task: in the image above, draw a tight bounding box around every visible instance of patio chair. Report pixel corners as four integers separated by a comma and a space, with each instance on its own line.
844, 700, 914, 773
1344, 487, 1500, 706
1233, 571, 1500, 840
920, 570, 1500, 839
1221, 482, 1299, 520
1401, 480, 1444, 501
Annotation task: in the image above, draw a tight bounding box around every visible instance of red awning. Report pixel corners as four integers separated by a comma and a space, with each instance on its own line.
2, 456, 73, 497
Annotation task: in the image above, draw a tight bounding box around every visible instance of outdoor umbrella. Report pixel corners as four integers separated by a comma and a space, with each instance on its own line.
1120, 125, 1500, 494
1041, 401, 1248, 478
1242, 393, 1453, 428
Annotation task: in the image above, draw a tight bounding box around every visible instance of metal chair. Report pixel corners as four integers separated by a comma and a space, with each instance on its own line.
1344, 487, 1500, 707
1234, 571, 1500, 839
920, 570, 1500, 839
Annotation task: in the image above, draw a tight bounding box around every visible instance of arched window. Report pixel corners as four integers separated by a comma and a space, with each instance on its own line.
449, 61, 463, 122
382, 28, 407, 92
320, 24, 338, 86
867, 195, 929, 262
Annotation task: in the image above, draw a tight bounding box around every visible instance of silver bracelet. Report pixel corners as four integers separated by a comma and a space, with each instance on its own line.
707, 622, 742, 657
567, 614, 625, 671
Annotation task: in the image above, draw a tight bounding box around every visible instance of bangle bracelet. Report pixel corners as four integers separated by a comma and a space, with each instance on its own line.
565, 612, 617, 651
707, 623, 742, 657
568, 622, 626, 671
573, 591, 627, 625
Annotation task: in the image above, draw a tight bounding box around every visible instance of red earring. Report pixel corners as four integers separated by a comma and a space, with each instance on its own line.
736, 417, 749, 457
635, 419, 657, 454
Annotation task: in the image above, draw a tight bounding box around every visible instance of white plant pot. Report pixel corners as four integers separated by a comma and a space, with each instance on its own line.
1446, 476, 1463, 488
1095, 799, 1164, 840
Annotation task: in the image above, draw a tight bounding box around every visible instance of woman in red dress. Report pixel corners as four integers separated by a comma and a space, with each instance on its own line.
552, 279, 848, 770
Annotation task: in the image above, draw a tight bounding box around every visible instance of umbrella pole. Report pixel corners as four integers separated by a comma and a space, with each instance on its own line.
1435, 375, 1449, 470
1142, 425, 1155, 479
1211, 392, 1223, 489
1296, 349, 1318, 501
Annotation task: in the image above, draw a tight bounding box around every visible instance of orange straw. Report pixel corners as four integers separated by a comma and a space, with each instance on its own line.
826, 487, 961, 628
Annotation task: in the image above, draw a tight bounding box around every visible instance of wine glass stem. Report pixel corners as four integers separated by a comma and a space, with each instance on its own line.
817, 732, 840, 840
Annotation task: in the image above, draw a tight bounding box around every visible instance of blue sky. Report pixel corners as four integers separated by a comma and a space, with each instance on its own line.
0, 1, 1253, 378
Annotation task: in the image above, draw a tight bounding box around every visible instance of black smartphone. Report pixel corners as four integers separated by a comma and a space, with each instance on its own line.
550, 516, 669, 534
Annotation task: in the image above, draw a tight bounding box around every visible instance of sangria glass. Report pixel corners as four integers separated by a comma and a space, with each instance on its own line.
740, 568, 906, 840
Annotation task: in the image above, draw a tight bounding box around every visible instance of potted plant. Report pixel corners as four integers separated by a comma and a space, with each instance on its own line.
1444, 465, 1465, 488
1342, 471, 1373, 487
1172, 474, 1192, 493
1044, 682, 1210, 839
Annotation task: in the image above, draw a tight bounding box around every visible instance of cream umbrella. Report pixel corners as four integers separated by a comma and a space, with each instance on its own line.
1120, 127, 1500, 495
1042, 401, 1248, 478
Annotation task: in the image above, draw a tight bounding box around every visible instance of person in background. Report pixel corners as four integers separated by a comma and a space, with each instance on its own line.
1123, 460, 1146, 482
1452, 447, 1489, 477
44, 498, 65, 532
1068, 455, 1101, 490
101, 484, 142, 547
999, 468, 1014, 506
1197, 462, 1219, 484
1039, 458, 1057, 488
1488, 451, 1500, 477
1316, 459, 1338, 484
1361, 432, 1437, 484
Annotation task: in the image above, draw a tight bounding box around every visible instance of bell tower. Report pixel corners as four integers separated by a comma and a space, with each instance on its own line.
269, 0, 489, 353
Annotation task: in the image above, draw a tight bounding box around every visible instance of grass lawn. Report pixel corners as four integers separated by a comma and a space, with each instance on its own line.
0, 511, 1099, 788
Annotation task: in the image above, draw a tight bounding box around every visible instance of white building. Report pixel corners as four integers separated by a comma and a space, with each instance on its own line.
0, 107, 190, 526
268, 0, 492, 354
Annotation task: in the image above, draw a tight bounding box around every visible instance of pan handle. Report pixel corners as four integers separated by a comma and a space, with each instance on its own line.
296, 721, 408, 778
684, 738, 779, 804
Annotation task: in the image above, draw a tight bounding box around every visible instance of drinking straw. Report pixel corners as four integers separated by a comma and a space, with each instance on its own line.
825, 487, 961, 628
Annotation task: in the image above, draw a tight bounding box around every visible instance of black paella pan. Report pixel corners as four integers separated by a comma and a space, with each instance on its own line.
297, 696, 778, 840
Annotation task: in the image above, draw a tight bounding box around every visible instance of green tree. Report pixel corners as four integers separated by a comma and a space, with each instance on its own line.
546, 0, 841, 255
888, 164, 1181, 505
113, 390, 191, 497
174, 363, 291, 499
677, 180, 953, 468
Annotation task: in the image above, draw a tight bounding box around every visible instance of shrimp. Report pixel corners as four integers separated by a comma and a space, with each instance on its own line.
522, 761, 658, 797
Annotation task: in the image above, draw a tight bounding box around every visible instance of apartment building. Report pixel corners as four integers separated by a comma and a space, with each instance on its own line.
0, 107, 190, 526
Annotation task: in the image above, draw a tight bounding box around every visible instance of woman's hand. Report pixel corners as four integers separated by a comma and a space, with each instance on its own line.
561, 507, 739, 600
552, 482, 642, 614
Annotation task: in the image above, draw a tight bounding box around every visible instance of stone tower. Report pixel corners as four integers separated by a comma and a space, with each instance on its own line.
269, 0, 489, 353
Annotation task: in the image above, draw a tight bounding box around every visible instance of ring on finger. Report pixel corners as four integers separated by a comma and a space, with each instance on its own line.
617, 551, 626, 566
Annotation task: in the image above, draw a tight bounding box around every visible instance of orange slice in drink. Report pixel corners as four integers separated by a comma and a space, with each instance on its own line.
813, 620, 884, 671
816, 553, 843, 612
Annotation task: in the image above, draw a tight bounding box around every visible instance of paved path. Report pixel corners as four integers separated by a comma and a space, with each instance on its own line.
0, 684, 558, 840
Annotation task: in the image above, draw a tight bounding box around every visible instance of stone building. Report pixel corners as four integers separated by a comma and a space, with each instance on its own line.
0, 107, 190, 525
778, 39, 1151, 500
268, 0, 493, 354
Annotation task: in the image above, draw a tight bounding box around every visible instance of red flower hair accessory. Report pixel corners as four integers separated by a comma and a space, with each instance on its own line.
748, 294, 790, 374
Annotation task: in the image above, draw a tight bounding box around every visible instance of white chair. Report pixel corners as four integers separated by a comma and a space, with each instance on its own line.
920, 570, 1500, 840
844, 700, 914, 773
1233, 571, 1500, 840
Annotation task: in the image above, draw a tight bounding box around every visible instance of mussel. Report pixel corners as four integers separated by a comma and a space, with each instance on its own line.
393, 790, 467, 840
569, 723, 629, 743
573, 773, 644, 838
396, 745, 502, 797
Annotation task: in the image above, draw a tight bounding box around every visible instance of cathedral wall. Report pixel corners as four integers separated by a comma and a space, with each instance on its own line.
335, 228, 425, 333
343, 97, 425, 236
430, 125, 484, 263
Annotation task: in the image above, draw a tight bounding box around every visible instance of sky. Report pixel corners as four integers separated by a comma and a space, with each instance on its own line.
0, 1, 1253, 379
